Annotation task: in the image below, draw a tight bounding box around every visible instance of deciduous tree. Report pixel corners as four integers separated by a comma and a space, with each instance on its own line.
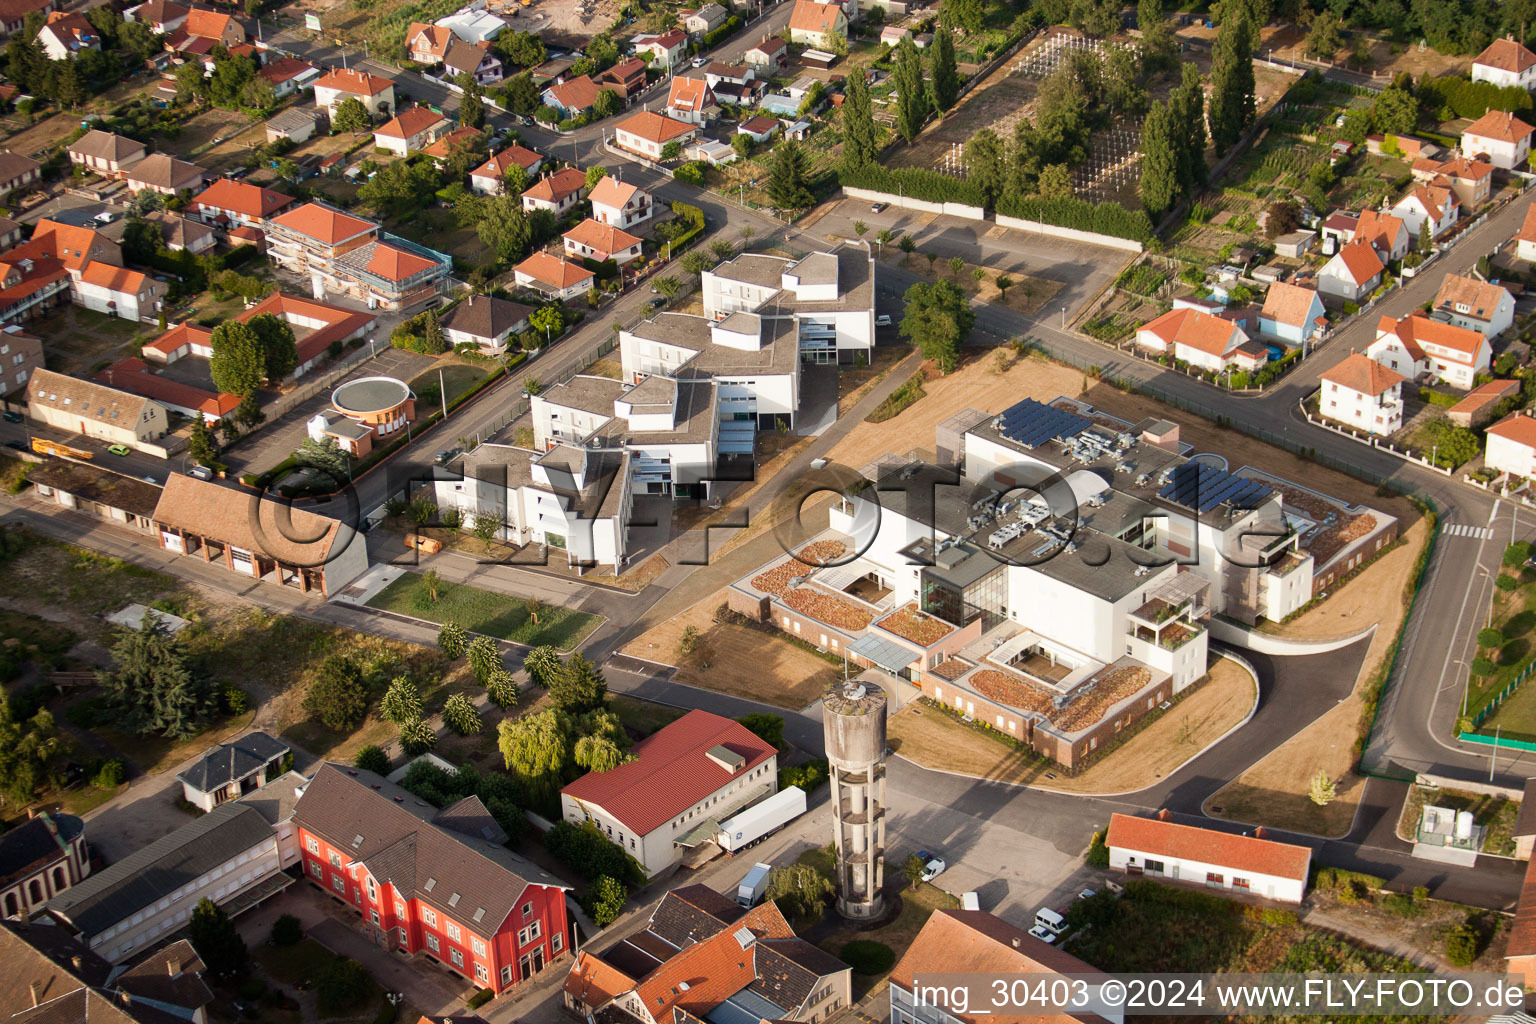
899, 280, 974, 374
466, 635, 501, 685
840, 70, 878, 169
928, 18, 960, 112
893, 37, 927, 143
333, 95, 371, 133
1139, 99, 1179, 220
189, 899, 247, 982
443, 692, 483, 735
303, 653, 368, 732
438, 621, 469, 659
523, 645, 561, 686
208, 321, 265, 397
1209, 13, 1255, 154
381, 675, 424, 724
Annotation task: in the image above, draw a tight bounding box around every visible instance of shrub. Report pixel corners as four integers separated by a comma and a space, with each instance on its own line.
1496, 575, 1519, 593
1382, 892, 1421, 918
92, 760, 125, 789
546, 820, 641, 882
270, 914, 303, 946
1505, 542, 1532, 568
586, 874, 628, 926
1086, 829, 1109, 868
779, 759, 829, 791
1444, 921, 1479, 966
736, 713, 784, 748
839, 939, 896, 974
1478, 627, 1505, 649
222, 685, 249, 715
353, 745, 391, 775
1471, 656, 1497, 675
467, 989, 494, 1010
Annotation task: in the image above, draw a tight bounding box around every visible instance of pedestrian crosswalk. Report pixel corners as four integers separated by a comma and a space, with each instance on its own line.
1444, 523, 1493, 539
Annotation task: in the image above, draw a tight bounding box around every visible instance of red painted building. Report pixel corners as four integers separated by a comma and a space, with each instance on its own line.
292, 764, 571, 995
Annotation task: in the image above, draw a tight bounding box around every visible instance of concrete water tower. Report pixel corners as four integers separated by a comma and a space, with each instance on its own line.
823, 678, 888, 919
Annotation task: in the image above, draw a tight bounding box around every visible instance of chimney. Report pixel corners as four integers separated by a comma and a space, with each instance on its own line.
70, 956, 82, 972
29, 982, 42, 1008
167, 956, 183, 977
1254, 826, 1269, 839
1156, 808, 1172, 821
1010, 937, 1021, 948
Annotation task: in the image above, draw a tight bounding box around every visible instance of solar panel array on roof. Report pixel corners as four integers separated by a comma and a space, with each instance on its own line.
996, 398, 1091, 449
1157, 461, 1272, 514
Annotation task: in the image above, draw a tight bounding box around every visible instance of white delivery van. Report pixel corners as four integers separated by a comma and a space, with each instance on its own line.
1034, 907, 1066, 935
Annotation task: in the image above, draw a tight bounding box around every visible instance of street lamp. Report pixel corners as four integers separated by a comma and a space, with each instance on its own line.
1059, 306, 1066, 329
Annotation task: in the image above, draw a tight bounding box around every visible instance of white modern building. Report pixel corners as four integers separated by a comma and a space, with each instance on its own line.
1319, 352, 1406, 436
701, 243, 875, 364
620, 311, 801, 429
1105, 812, 1311, 904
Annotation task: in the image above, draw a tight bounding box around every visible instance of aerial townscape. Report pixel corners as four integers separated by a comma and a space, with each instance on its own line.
17, 0, 1536, 1019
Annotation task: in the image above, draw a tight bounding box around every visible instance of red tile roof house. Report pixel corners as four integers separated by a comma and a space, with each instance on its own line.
513, 251, 596, 302
126, 0, 188, 33
1105, 811, 1312, 903
1410, 154, 1493, 210
313, 67, 397, 118
612, 111, 698, 162
563, 890, 851, 1024
1506, 853, 1536, 982
294, 763, 573, 997
240, 291, 377, 378
889, 910, 1113, 1024
265, 201, 453, 314
589, 176, 653, 230
521, 166, 588, 216
665, 75, 716, 125
1485, 411, 1536, 479
1474, 36, 1536, 90
1318, 351, 1407, 436
1134, 306, 1254, 373
560, 709, 777, 876
1316, 238, 1385, 303
98, 354, 241, 423
406, 21, 454, 63
423, 125, 485, 166
1462, 108, 1535, 170
152, 473, 369, 594
471, 145, 545, 195
191, 177, 294, 231
1447, 378, 1520, 428
1366, 311, 1490, 391
373, 105, 448, 157
257, 56, 320, 98
542, 74, 602, 119
595, 56, 647, 101
563, 218, 644, 266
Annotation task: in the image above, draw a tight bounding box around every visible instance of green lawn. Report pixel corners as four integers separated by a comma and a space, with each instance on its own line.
0, 533, 182, 619
1466, 566, 1536, 734
366, 572, 601, 650
409, 362, 489, 409
609, 694, 685, 738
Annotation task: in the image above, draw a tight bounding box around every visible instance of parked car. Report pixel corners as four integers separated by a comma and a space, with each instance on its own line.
188, 466, 213, 480
1027, 924, 1057, 943
870, 202, 887, 213
648, 297, 667, 310
1076, 888, 1097, 901
692, 56, 708, 67
4, 440, 24, 451
2, 410, 21, 422
918, 850, 946, 882
107, 444, 130, 456
875, 314, 892, 327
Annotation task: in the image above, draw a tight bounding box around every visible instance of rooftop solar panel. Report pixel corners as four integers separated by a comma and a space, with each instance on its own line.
1157, 461, 1272, 513
997, 398, 1090, 449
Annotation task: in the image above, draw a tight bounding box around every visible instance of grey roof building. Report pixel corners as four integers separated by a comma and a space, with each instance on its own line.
442, 294, 534, 352
175, 731, 290, 812
45, 802, 289, 963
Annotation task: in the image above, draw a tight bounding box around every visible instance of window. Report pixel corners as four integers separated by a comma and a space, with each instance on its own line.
398, 928, 408, 946
427, 933, 440, 952
371, 910, 380, 926
447, 922, 461, 942
552, 932, 564, 952
451, 948, 464, 967
396, 902, 406, 918
332, 875, 346, 894
423, 908, 437, 927
476, 963, 489, 983
473, 938, 487, 957
306, 838, 319, 854
310, 861, 323, 878
522, 902, 534, 918
501, 965, 514, 986
1206, 871, 1224, 884
365, 877, 377, 900
329, 852, 342, 868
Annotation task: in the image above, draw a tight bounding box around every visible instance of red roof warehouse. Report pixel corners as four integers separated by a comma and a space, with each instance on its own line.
293, 764, 571, 996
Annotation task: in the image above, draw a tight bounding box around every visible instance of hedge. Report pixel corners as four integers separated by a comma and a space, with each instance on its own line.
1419, 75, 1533, 121
667, 200, 706, 250
994, 195, 1153, 242
837, 164, 985, 209
702, 14, 742, 47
